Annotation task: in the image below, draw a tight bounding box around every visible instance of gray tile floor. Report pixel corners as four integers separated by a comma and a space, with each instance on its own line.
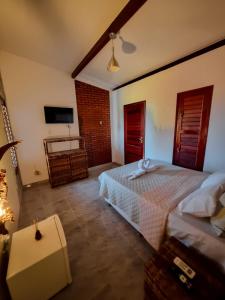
19, 163, 153, 300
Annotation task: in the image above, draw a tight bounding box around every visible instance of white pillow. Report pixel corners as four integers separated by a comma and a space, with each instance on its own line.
178, 185, 221, 217
201, 172, 225, 191
219, 193, 225, 207
211, 207, 225, 236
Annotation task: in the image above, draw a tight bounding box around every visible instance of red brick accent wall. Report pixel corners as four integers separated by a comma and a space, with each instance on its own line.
75, 80, 112, 167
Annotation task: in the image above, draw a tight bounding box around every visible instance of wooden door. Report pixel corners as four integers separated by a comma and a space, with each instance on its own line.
173, 85, 213, 171
124, 101, 145, 164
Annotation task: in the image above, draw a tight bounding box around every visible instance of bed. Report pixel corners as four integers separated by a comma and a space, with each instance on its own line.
167, 208, 225, 272
99, 160, 225, 272
99, 160, 207, 250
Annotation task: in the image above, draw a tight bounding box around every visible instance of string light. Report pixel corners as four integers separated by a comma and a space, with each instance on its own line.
0, 169, 14, 230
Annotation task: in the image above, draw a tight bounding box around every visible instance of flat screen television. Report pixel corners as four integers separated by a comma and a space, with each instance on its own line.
44, 106, 73, 124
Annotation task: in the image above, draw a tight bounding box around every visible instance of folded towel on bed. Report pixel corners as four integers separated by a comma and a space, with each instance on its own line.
138, 158, 151, 171
127, 164, 159, 180
127, 168, 146, 180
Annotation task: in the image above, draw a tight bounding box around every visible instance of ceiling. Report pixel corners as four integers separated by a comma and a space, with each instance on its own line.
0, 0, 225, 89
0, 0, 127, 73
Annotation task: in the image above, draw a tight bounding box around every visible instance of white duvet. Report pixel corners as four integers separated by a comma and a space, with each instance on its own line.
99, 160, 207, 250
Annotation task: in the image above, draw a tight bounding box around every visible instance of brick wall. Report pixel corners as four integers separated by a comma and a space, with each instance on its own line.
75, 80, 111, 167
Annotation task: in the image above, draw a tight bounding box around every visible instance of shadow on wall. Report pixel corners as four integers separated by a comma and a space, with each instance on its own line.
145, 106, 175, 162
114, 101, 175, 164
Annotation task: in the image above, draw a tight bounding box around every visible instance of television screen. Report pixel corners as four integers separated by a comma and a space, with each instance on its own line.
44, 106, 73, 124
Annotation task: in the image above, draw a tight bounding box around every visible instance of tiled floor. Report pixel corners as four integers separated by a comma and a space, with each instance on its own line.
19, 163, 153, 300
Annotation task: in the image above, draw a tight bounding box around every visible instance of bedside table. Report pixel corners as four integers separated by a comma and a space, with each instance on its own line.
145, 237, 225, 300
6, 215, 72, 300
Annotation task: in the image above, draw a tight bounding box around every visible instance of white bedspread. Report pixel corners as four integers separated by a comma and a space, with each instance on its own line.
167, 208, 225, 272
99, 160, 207, 250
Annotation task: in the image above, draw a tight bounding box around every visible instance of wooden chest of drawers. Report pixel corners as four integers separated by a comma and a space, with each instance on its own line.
44, 136, 88, 187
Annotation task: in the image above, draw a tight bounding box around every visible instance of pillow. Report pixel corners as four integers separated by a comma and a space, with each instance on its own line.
178, 185, 221, 217
211, 207, 225, 236
201, 172, 225, 191
219, 193, 225, 207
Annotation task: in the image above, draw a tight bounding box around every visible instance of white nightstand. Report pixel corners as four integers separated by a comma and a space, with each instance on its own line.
6, 214, 72, 300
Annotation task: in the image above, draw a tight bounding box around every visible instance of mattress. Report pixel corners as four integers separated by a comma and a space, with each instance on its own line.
99, 160, 207, 249
167, 208, 225, 272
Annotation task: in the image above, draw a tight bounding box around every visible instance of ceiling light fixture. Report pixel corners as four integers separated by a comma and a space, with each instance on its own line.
107, 33, 120, 72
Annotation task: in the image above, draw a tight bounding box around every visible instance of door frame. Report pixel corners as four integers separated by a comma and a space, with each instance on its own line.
124, 100, 146, 164
172, 85, 213, 171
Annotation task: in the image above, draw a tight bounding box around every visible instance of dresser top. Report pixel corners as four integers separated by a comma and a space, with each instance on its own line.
44, 136, 83, 143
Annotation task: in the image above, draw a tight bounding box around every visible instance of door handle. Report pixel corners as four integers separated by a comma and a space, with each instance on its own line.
177, 144, 181, 152
138, 137, 143, 144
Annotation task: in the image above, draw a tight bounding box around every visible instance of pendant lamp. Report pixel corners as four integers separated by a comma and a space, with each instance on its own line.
107, 33, 120, 72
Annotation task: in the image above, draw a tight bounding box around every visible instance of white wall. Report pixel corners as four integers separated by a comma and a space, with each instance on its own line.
111, 46, 225, 172
0, 51, 79, 185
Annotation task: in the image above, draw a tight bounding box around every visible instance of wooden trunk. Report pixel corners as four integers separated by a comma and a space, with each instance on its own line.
145, 237, 225, 300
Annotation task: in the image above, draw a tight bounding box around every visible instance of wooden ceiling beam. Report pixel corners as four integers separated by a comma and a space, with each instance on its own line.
71, 0, 147, 78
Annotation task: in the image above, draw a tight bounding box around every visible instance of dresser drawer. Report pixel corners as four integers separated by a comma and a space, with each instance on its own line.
70, 155, 87, 168
71, 170, 88, 180
50, 165, 71, 174
70, 161, 88, 171
48, 157, 70, 168
50, 174, 71, 187
70, 150, 86, 159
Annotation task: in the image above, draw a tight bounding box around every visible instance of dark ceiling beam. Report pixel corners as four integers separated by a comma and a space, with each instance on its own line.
113, 38, 225, 90
71, 0, 147, 79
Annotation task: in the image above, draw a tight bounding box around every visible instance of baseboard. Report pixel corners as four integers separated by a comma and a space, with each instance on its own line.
112, 162, 122, 166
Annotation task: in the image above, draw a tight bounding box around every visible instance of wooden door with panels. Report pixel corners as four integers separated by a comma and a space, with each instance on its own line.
173, 85, 213, 171
124, 101, 145, 164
